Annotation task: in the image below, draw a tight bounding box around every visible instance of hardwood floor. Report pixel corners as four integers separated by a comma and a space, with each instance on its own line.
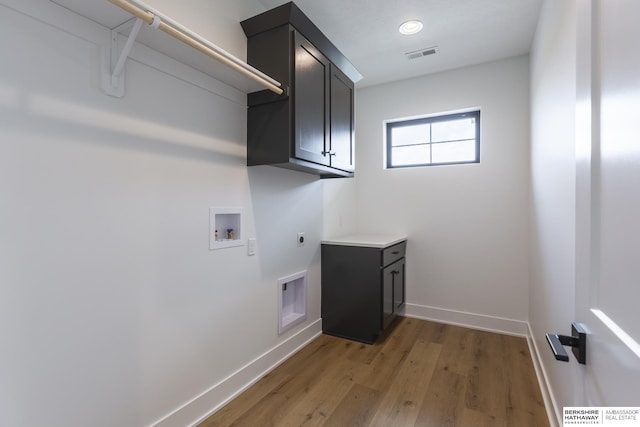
199, 317, 549, 427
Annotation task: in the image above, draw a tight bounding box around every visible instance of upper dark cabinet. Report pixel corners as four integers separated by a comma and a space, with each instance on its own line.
241, 2, 362, 178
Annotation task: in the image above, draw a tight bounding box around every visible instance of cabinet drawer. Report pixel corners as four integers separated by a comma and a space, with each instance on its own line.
382, 241, 406, 267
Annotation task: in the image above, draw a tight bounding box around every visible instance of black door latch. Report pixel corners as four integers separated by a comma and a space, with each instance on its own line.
546, 322, 587, 364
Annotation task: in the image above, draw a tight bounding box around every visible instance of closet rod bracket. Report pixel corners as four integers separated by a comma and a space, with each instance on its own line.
102, 16, 150, 97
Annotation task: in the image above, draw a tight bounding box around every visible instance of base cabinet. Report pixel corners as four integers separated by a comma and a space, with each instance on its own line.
321, 240, 406, 344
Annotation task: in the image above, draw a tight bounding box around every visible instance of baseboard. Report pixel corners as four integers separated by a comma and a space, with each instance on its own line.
151, 319, 323, 427
526, 323, 561, 427
403, 303, 529, 337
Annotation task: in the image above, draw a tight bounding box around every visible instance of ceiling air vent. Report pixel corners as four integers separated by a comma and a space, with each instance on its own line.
405, 46, 438, 60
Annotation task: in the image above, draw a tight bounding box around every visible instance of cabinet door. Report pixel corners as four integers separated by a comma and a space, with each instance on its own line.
382, 263, 395, 329
293, 32, 330, 166
329, 65, 355, 172
393, 260, 405, 312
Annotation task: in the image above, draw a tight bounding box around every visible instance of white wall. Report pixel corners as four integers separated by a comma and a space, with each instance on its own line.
354, 56, 530, 329
322, 178, 358, 238
529, 0, 579, 422
0, 1, 348, 426
0, 0, 582, 425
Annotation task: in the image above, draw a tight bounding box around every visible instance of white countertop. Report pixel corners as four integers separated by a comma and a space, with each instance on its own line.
321, 234, 407, 248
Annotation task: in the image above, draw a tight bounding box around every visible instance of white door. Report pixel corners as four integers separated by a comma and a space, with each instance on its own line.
575, 0, 640, 404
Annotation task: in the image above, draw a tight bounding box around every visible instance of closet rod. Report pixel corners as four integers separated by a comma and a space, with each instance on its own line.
108, 0, 284, 95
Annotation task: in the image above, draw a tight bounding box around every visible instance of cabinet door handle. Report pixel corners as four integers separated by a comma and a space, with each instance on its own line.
322, 150, 336, 156
392, 251, 400, 255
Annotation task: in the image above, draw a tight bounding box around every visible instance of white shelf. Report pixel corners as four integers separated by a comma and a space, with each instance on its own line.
122, 21, 276, 94
49, 0, 282, 96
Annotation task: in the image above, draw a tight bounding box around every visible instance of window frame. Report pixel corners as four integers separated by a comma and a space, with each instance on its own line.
385, 110, 481, 169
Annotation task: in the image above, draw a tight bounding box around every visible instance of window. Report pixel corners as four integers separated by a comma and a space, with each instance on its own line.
386, 110, 480, 168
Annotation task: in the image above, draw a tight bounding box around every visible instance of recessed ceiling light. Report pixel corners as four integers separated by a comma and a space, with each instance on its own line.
399, 20, 423, 35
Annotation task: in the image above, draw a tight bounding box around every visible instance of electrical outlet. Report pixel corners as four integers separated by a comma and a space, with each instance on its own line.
297, 232, 305, 247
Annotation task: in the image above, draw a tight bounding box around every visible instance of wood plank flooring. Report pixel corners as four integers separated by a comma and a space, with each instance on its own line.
199, 317, 549, 427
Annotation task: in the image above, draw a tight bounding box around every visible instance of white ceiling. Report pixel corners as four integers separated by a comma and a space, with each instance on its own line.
256, 0, 542, 87
50, 0, 542, 88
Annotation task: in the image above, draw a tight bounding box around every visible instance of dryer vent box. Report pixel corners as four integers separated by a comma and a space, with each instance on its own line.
278, 271, 307, 334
